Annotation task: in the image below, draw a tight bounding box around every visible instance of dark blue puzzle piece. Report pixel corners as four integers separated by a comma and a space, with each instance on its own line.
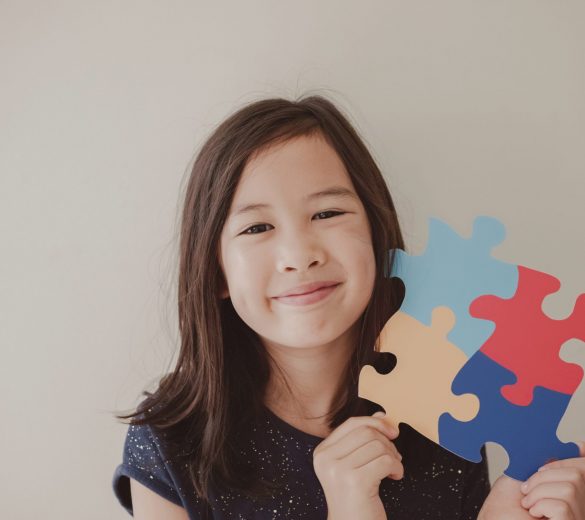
388, 216, 519, 357
438, 351, 579, 481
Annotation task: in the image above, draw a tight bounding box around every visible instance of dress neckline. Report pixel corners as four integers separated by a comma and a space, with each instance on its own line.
262, 404, 327, 444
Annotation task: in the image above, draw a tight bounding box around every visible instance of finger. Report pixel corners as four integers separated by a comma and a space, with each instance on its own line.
522, 467, 584, 495
344, 437, 402, 470
374, 412, 401, 440
325, 424, 402, 462
317, 414, 398, 450
356, 450, 405, 481
527, 498, 576, 520
521, 482, 579, 519
538, 454, 585, 473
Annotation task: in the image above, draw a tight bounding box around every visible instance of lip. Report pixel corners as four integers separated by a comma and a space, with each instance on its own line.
276, 281, 341, 298
273, 283, 341, 306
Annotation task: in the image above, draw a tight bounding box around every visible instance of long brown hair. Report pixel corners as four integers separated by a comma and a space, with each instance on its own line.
115, 93, 405, 506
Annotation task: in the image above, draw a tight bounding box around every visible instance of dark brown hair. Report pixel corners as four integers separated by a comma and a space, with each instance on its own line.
115, 93, 405, 507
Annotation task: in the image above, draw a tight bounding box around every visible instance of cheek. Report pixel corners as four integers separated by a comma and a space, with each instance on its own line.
339, 220, 376, 267
226, 260, 273, 336
339, 229, 377, 300
223, 247, 269, 303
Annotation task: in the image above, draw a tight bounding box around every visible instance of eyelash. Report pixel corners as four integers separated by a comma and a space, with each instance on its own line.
240, 210, 346, 235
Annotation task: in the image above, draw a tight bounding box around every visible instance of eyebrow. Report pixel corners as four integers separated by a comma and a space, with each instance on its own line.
231, 186, 358, 217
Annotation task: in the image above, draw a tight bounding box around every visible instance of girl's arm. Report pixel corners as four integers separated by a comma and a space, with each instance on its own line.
130, 478, 190, 520
478, 475, 532, 520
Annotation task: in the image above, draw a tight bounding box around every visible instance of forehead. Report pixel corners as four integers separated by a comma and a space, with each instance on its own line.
231, 134, 355, 207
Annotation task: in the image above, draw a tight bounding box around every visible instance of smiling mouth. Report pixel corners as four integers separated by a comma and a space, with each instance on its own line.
273, 283, 341, 306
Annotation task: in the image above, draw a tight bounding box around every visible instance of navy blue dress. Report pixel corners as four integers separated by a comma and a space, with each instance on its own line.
113, 405, 491, 519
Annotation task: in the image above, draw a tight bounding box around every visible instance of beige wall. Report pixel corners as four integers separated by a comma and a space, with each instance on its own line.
1, 1, 584, 518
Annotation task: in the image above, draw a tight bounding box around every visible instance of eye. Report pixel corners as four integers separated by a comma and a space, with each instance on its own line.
240, 210, 346, 235
314, 210, 345, 220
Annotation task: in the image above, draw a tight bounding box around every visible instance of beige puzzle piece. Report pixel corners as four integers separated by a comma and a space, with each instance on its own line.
358, 306, 480, 443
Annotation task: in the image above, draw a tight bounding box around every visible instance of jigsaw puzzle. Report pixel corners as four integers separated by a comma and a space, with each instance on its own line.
438, 351, 580, 480
470, 265, 585, 406
359, 215, 585, 481
389, 216, 519, 357
358, 306, 479, 443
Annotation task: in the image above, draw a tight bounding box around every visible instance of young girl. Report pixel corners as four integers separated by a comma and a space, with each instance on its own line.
112, 95, 585, 520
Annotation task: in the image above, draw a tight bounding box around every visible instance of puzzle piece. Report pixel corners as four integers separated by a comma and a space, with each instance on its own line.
438, 351, 579, 481
389, 216, 519, 357
358, 307, 479, 443
470, 265, 585, 406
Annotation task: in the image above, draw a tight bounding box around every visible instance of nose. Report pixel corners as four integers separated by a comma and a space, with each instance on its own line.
275, 228, 326, 273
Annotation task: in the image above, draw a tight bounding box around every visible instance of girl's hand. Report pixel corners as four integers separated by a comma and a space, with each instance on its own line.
478, 442, 585, 520
478, 474, 534, 520
519, 441, 585, 519
313, 411, 403, 520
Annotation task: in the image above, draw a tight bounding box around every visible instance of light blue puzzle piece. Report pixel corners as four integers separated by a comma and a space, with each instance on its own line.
388, 216, 519, 357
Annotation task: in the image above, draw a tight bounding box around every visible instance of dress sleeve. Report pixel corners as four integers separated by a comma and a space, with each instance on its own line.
112, 423, 183, 516
459, 446, 492, 520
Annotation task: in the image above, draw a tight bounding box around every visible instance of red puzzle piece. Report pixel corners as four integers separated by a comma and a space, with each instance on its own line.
469, 265, 585, 406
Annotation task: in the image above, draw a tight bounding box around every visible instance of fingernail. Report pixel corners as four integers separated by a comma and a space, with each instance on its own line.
521, 482, 528, 492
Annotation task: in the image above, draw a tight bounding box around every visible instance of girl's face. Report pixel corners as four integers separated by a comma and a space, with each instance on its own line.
218, 133, 376, 350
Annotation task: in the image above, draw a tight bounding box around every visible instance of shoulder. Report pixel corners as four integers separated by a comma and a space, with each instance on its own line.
124, 422, 172, 470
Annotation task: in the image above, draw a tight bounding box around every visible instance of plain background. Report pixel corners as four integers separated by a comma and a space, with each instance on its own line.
1, 1, 584, 518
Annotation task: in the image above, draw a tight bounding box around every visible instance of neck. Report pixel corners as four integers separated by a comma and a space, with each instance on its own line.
262, 323, 358, 424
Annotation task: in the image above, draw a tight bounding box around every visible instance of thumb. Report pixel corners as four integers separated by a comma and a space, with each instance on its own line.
373, 411, 386, 418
